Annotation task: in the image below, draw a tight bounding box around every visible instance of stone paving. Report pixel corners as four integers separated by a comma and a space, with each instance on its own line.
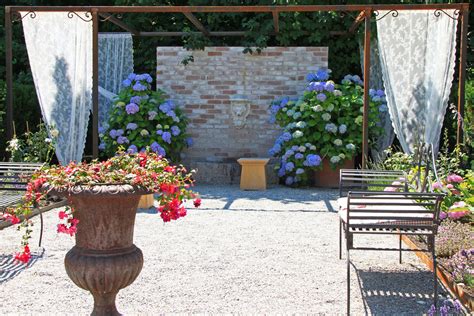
0, 185, 448, 314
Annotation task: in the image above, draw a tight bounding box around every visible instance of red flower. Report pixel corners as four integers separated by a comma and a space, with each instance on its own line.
164, 166, 176, 173
33, 178, 46, 191
2, 212, 20, 224
15, 245, 31, 264
193, 198, 202, 208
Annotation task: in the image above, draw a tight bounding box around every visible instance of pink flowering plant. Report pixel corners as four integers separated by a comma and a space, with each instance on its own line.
101, 73, 191, 161
431, 171, 473, 222
268, 69, 383, 185
1, 150, 201, 263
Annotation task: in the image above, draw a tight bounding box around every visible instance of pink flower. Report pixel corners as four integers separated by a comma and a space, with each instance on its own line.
448, 211, 469, 220
446, 184, 454, 189
384, 186, 397, 192
193, 198, 202, 208
432, 182, 443, 190
439, 211, 447, 220
449, 201, 467, 210
447, 174, 463, 183
58, 211, 68, 220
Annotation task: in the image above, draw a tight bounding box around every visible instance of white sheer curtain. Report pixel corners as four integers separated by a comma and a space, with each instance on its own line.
21, 12, 92, 164
98, 33, 134, 131
360, 38, 396, 161
377, 10, 458, 154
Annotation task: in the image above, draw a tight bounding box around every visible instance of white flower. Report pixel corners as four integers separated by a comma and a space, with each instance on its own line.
296, 121, 306, 129
322, 113, 331, 121
156, 124, 163, 129
355, 116, 363, 125
298, 146, 306, 152
310, 145, 316, 150
333, 139, 343, 146
282, 107, 288, 112
45, 138, 52, 143
360, 107, 364, 113
292, 130, 303, 138
287, 110, 295, 117
115, 101, 125, 108
148, 111, 158, 120
8, 138, 19, 151
346, 143, 356, 150
326, 104, 334, 112
50, 129, 59, 138
330, 156, 341, 164
339, 153, 346, 159
293, 112, 302, 120
333, 90, 342, 97
140, 129, 149, 137
313, 105, 323, 112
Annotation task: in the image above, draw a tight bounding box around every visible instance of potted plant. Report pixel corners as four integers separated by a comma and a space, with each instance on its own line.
268, 69, 384, 187
2, 151, 201, 315
100, 73, 192, 207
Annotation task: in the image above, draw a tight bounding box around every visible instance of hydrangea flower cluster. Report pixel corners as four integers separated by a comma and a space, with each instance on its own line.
269, 69, 383, 186
101, 73, 192, 161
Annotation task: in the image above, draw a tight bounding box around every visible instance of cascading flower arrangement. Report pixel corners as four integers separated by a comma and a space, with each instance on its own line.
268, 69, 384, 186
1, 150, 201, 263
100, 73, 191, 161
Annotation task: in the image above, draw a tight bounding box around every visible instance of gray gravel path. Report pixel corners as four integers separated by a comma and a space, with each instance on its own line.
0, 185, 447, 315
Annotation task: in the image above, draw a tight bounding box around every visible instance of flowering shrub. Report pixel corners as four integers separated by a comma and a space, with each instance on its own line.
101, 73, 190, 161
268, 69, 383, 185
436, 220, 474, 258
0, 151, 200, 263
432, 171, 473, 222
6, 122, 58, 163
445, 248, 474, 288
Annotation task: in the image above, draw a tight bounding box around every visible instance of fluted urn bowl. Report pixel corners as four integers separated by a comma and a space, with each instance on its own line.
49, 184, 149, 316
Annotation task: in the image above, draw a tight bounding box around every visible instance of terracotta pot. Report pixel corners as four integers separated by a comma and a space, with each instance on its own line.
51, 185, 148, 316
312, 158, 354, 188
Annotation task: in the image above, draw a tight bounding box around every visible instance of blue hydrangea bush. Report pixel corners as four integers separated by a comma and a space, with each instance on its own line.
101, 73, 190, 161
269, 69, 385, 186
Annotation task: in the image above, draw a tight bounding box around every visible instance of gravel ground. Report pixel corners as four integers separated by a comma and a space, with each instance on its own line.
0, 185, 449, 315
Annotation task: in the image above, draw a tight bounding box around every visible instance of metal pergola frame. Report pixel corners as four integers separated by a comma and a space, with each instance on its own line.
4, 4, 470, 167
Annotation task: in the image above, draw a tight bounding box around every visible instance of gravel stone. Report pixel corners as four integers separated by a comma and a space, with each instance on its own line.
0, 185, 447, 314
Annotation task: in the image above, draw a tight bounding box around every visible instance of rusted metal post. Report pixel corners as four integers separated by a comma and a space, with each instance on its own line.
92, 9, 99, 159
362, 9, 371, 169
456, 6, 469, 146
5, 7, 14, 142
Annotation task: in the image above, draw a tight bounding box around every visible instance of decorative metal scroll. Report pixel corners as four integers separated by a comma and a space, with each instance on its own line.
374, 10, 399, 21
11, 11, 36, 22
434, 9, 460, 20
67, 11, 93, 22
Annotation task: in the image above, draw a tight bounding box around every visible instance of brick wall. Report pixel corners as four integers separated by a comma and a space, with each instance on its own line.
156, 47, 328, 184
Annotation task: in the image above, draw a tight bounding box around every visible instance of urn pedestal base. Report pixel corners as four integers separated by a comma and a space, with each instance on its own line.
65, 245, 144, 316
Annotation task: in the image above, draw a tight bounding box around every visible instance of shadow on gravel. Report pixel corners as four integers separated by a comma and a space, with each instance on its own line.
194, 185, 339, 212
354, 268, 442, 314
0, 248, 45, 284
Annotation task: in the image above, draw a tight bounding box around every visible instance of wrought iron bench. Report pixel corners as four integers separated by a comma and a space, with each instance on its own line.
0, 162, 45, 245
338, 144, 445, 313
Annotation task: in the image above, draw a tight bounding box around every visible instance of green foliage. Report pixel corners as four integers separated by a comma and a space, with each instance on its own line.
6, 122, 57, 163
269, 71, 383, 185
101, 74, 189, 161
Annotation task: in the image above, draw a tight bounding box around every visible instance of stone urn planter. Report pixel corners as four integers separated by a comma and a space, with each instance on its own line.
312, 158, 354, 188
52, 185, 148, 316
